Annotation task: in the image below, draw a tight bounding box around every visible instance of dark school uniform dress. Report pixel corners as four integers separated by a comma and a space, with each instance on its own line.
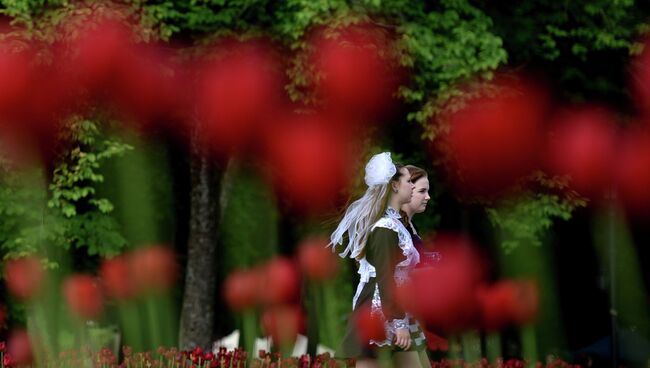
336, 208, 426, 358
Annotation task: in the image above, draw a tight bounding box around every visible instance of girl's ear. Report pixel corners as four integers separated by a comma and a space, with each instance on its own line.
390, 180, 398, 193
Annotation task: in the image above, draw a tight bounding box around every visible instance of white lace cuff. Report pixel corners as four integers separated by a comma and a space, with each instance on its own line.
391, 317, 409, 331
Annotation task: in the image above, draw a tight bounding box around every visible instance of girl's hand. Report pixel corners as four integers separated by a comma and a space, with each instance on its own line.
394, 328, 411, 350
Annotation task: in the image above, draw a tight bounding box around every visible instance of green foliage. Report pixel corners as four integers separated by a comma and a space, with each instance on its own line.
47, 118, 132, 257
0, 118, 131, 263
0, 117, 131, 328
0, 0, 67, 32
98, 134, 176, 246
480, 0, 644, 62
0, 167, 51, 259
477, 0, 650, 103
486, 173, 587, 253
397, 1, 507, 137
219, 163, 279, 274
487, 194, 573, 254
143, 0, 274, 41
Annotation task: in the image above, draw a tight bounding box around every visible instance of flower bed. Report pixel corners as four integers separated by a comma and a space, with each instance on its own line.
0, 343, 588, 368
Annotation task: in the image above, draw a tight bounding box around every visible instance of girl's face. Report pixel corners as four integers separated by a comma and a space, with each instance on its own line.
405, 176, 430, 215
392, 167, 415, 205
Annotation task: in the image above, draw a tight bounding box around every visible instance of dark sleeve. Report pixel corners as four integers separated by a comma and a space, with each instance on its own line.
366, 227, 406, 322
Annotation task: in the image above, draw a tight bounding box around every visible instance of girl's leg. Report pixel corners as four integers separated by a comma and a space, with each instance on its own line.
356, 359, 381, 368
417, 349, 431, 367
393, 351, 425, 368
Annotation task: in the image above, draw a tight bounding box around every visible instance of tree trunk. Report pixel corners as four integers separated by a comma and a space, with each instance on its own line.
178, 126, 222, 350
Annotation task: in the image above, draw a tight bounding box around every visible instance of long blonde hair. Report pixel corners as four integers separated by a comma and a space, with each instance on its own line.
330, 163, 404, 260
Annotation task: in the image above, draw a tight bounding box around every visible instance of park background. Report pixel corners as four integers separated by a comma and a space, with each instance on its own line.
1, 0, 650, 367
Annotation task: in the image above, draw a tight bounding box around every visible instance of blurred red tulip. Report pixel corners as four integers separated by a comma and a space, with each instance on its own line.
223, 269, 262, 311
261, 305, 304, 347
110, 46, 185, 131
396, 234, 484, 334
545, 106, 618, 200
130, 245, 178, 294
353, 304, 386, 343
260, 257, 300, 305
615, 128, 650, 215
0, 46, 57, 168
7, 329, 33, 366
476, 283, 511, 331
100, 255, 135, 300
297, 238, 339, 281
424, 331, 448, 352
4, 256, 44, 301
264, 113, 353, 213
441, 75, 547, 197
19, 60, 76, 123
510, 279, 539, 325
0, 46, 32, 118
0, 53, 73, 168
477, 279, 539, 331
311, 25, 399, 120
196, 41, 284, 156
66, 19, 135, 96
63, 274, 104, 319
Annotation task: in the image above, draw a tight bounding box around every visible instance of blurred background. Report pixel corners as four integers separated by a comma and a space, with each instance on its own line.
0, 1, 650, 367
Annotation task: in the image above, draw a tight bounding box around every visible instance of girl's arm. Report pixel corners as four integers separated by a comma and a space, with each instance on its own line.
368, 227, 408, 329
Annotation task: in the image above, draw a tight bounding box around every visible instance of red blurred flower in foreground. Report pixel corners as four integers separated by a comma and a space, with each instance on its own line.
130, 245, 178, 294
0, 46, 63, 168
297, 237, 339, 281
424, 331, 448, 352
0, 45, 32, 118
4, 256, 45, 301
353, 304, 386, 343
63, 274, 104, 319
615, 128, 650, 215
310, 25, 399, 120
259, 257, 300, 305
545, 106, 618, 200
476, 279, 539, 331
110, 46, 185, 131
100, 255, 135, 300
20, 62, 76, 124
441, 75, 547, 197
261, 305, 304, 347
264, 113, 353, 214
8, 329, 33, 366
64, 19, 135, 97
223, 269, 262, 311
196, 40, 284, 156
396, 234, 485, 334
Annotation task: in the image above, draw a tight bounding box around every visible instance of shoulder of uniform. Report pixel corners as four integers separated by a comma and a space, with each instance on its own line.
372, 218, 400, 234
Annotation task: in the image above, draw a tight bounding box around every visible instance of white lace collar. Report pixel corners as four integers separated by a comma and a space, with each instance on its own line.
385, 207, 401, 219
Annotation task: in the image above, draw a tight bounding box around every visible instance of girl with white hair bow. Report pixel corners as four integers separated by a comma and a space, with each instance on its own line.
330, 152, 426, 367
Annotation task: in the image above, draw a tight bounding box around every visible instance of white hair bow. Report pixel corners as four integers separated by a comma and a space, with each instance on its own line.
364, 152, 397, 187
329, 152, 396, 258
